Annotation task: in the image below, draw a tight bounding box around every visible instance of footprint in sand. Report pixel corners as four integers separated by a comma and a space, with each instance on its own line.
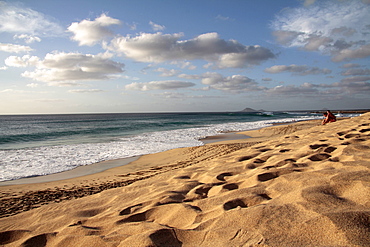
236, 154, 259, 162
117, 211, 148, 224
257, 172, 279, 182
223, 183, 239, 190
216, 172, 233, 181
324, 146, 337, 153
0, 230, 31, 245
344, 134, 361, 139
21, 232, 58, 247
223, 194, 272, 211
223, 199, 248, 210
308, 153, 331, 161
359, 128, 370, 133
119, 203, 143, 216
309, 144, 329, 149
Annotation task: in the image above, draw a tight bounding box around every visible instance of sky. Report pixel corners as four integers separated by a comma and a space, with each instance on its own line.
0, 0, 370, 114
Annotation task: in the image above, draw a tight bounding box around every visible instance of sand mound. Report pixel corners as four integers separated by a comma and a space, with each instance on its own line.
1, 113, 370, 246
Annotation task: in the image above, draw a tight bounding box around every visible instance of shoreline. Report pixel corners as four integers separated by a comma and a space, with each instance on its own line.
0, 118, 324, 217
0, 118, 320, 186
1, 113, 369, 246
0, 132, 252, 186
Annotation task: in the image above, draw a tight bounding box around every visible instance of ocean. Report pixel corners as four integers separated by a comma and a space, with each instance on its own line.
0, 112, 356, 182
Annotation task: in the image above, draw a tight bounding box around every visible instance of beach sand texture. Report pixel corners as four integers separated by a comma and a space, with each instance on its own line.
0, 113, 369, 246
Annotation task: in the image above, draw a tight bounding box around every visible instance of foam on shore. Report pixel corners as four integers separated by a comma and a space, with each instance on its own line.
0, 114, 369, 246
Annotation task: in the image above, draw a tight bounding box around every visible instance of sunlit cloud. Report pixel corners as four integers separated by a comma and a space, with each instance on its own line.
201, 72, 264, 92
125, 80, 195, 91
6, 52, 125, 84
265, 84, 318, 96
68, 13, 121, 46
5, 55, 39, 67
0, 1, 64, 36
0, 43, 33, 53
26, 83, 39, 88
264, 64, 332, 76
108, 32, 275, 67
149, 21, 165, 31
13, 34, 41, 44
272, 0, 370, 61
154, 67, 180, 77
68, 89, 105, 93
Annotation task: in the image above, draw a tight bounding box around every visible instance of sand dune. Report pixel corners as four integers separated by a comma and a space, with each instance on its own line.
0, 113, 369, 246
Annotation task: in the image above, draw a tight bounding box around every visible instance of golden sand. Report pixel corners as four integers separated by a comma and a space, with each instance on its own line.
0, 113, 369, 246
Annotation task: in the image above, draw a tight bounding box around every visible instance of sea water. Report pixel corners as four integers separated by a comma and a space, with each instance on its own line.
0, 112, 356, 182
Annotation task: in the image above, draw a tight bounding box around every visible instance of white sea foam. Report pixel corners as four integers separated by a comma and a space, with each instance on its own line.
0, 116, 321, 182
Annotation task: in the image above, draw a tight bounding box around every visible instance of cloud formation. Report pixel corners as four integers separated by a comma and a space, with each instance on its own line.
264, 64, 332, 76
0, 43, 33, 53
68, 14, 121, 46
272, 0, 370, 61
108, 32, 275, 67
6, 52, 124, 84
149, 21, 165, 31
68, 89, 105, 93
201, 72, 263, 92
266, 76, 370, 97
0, 1, 63, 36
13, 34, 41, 43
125, 80, 195, 91
154, 67, 181, 77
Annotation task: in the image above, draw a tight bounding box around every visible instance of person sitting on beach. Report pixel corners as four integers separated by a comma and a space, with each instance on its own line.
322, 110, 336, 125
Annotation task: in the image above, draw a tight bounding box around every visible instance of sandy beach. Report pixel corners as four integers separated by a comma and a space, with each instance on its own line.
0, 113, 369, 246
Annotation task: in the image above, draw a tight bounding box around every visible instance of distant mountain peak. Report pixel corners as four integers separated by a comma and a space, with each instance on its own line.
241, 107, 258, 112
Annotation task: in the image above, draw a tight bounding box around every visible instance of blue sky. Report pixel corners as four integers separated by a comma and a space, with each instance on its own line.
0, 0, 369, 114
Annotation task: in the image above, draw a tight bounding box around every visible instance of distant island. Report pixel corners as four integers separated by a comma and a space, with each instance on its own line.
240, 107, 266, 113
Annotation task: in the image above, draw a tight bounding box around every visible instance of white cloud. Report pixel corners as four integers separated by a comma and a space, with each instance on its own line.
178, 74, 202, 80
125, 80, 195, 91
6, 52, 125, 84
265, 84, 318, 96
26, 83, 39, 88
0, 1, 63, 36
108, 32, 275, 67
201, 72, 263, 92
264, 64, 332, 76
272, 1, 370, 60
0, 43, 33, 53
0, 66, 7, 70
68, 14, 121, 46
154, 67, 180, 77
5, 55, 39, 67
215, 15, 232, 21
149, 21, 165, 31
68, 89, 105, 93
13, 34, 41, 43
